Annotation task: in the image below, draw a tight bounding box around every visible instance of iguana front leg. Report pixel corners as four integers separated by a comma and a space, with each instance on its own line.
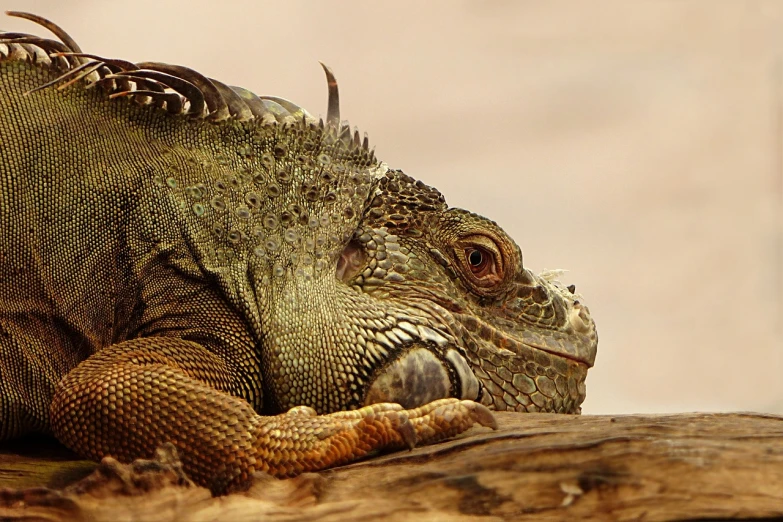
50, 337, 495, 494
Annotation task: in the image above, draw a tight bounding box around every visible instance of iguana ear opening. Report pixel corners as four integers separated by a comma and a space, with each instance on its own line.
336, 240, 366, 282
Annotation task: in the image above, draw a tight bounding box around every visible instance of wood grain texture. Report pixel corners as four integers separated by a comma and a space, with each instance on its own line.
2, 412, 783, 521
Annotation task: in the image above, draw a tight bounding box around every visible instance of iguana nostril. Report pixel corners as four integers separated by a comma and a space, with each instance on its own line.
569, 304, 592, 334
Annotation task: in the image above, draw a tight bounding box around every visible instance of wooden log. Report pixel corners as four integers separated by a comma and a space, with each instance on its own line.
2, 412, 783, 521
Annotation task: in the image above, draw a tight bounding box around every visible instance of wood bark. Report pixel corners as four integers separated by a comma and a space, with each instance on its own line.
1, 412, 782, 521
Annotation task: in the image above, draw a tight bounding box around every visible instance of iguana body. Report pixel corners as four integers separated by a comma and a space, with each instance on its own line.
0, 13, 597, 494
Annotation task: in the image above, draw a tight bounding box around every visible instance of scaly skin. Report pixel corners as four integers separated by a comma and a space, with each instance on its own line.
0, 13, 597, 494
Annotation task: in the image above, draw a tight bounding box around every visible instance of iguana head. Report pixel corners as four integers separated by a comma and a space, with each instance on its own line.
339, 170, 597, 413
5, 11, 597, 416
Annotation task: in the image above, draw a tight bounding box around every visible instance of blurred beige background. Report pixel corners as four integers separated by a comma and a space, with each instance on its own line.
4, 1, 782, 415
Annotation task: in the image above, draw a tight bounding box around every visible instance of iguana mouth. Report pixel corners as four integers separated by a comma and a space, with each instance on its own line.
520, 342, 593, 367
456, 308, 597, 367
514, 324, 597, 367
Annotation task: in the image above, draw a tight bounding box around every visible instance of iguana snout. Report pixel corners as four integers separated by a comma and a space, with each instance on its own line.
454, 269, 598, 413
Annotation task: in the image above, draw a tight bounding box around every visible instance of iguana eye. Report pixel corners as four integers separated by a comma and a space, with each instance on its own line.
465, 247, 492, 277
455, 235, 505, 292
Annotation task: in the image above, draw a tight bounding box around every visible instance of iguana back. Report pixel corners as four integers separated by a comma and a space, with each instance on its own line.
0, 13, 597, 494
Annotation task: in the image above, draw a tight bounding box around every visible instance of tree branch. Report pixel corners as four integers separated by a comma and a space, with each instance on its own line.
2, 412, 783, 521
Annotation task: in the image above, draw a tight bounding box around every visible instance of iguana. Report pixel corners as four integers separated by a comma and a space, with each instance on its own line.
0, 12, 598, 495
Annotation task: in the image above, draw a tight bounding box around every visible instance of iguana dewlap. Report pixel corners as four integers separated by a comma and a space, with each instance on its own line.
0, 12, 598, 494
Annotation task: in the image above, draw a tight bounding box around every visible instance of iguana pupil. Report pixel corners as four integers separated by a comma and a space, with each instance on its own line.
468, 248, 485, 268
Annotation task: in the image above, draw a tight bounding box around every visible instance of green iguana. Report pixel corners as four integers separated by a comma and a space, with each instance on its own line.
0, 12, 598, 495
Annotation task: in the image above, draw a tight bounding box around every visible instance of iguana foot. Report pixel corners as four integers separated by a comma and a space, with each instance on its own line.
246, 399, 496, 489
323, 398, 497, 447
